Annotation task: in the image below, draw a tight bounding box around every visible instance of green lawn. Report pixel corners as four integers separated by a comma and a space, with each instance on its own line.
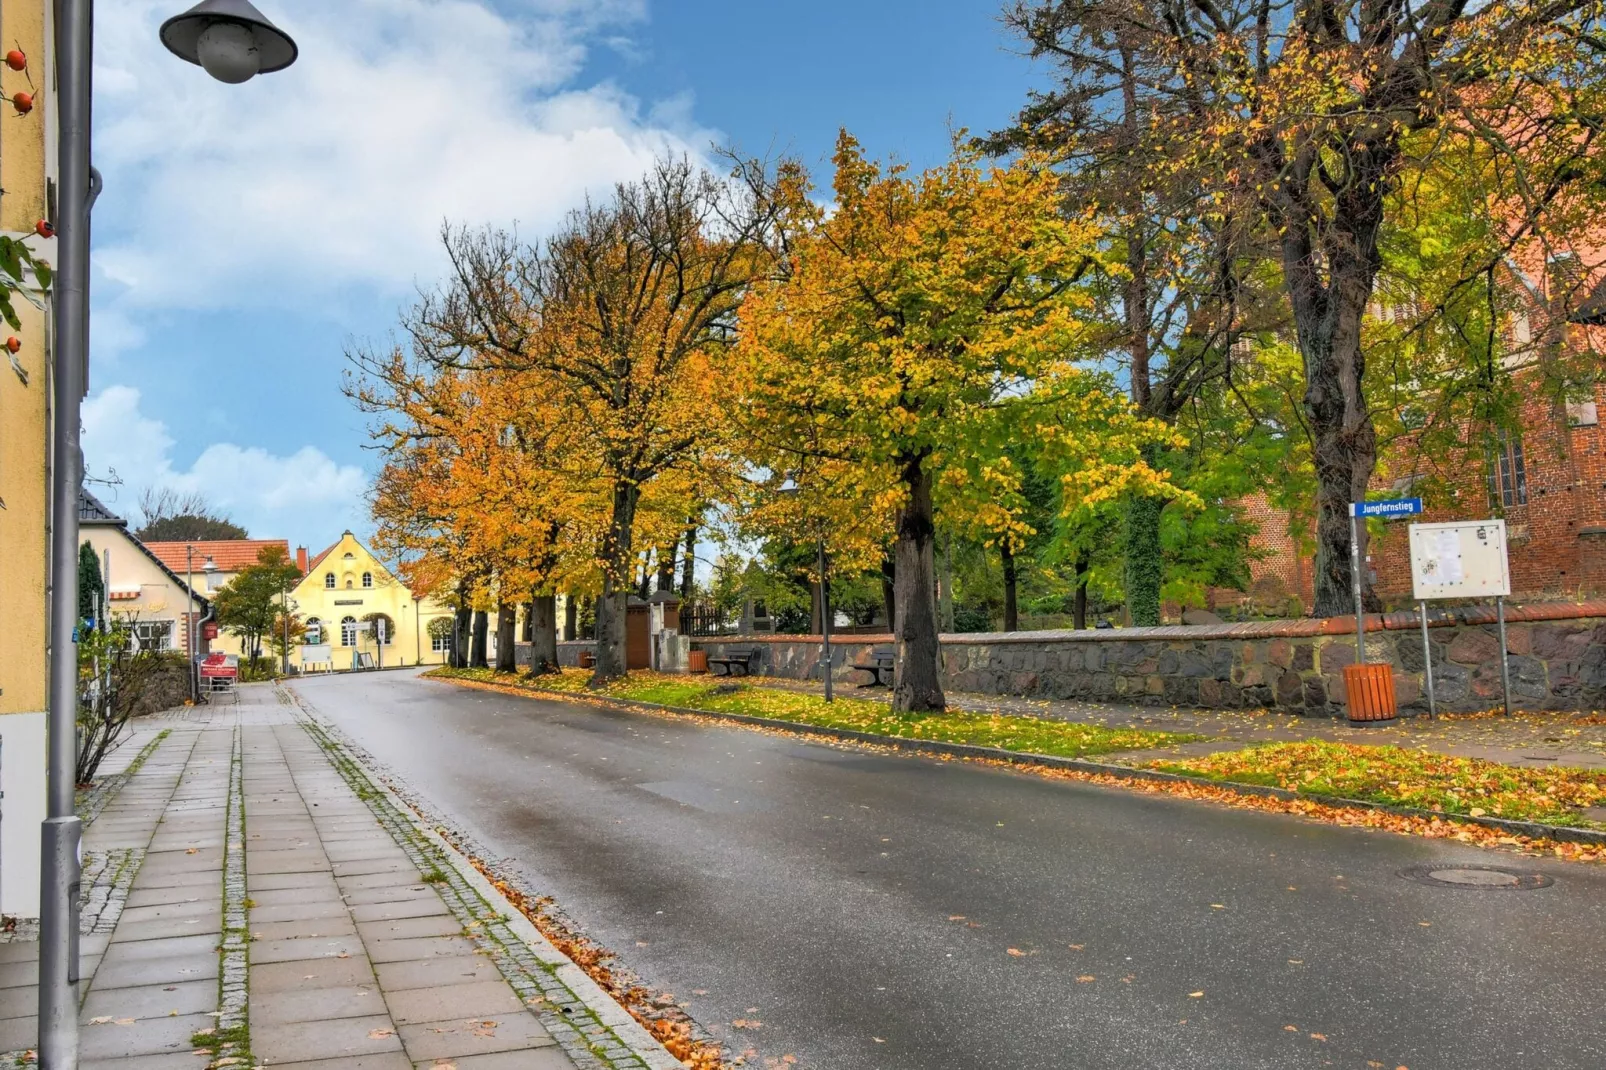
428, 666, 1199, 760
1152, 740, 1606, 828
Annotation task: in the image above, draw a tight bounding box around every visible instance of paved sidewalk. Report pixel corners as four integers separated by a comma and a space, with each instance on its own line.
2, 685, 671, 1069
754, 675, 1606, 768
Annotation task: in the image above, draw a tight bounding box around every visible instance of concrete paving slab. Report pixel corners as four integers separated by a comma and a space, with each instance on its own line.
382, 980, 525, 1026
263, 1054, 412, 1070
373, 956, 502, 993
252, 1013, 404, 1064
249, 916, 358, 942
248, 934, 365, 965
250, 955, 376, 993
80, 979, 216, 1022
356, 914, 465, 941
413, 1050, 573, 1070
363, 936, 480, 965
91, 952, 219, 991
396, 1013, 554, 1062
251, 983, 387, 1026
79, 1011, 215, 1060
248, 899, 350, 924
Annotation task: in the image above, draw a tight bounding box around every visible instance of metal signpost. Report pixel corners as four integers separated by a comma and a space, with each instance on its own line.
1408, 520, 1512, 717
1347, 498, 1424, 665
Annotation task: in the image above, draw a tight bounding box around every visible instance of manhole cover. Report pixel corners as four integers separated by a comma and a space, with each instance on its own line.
1399, 864, 1553, 890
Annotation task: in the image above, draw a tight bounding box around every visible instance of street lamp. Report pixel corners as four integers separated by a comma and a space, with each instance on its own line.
39, 6, 298, 1068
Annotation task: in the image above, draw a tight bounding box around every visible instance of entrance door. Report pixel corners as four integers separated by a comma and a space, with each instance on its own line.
626, 605, 650, 669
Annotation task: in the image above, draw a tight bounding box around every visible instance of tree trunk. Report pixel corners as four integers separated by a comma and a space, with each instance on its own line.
470, 610, 489, 668
593, 481, 639, 684
452, 600, 471, 669
1280, 180, 1387, 618
892, 454, 945, 713
527, 593, 560, 676
1125, 489, 1164, 627
1000, 540, 1019, 633
494, 602, 516, 672
657, 537, 678, 592
521, 601, 534, 642
1073, 550, 1091, 630
680, 523, 697, 600
938, 532, 955, 633
563, 594, 578, 642
880, 554, 896, 633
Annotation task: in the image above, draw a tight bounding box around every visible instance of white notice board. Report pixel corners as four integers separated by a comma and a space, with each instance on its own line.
1408, 520, 1510, 600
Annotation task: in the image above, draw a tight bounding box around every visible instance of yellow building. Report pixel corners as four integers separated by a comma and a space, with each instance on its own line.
79, 490, 210, 656
292, 532, 456, 670
0, 0, 54, 919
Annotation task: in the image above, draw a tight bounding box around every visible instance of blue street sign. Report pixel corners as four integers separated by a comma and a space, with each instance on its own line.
1351, 497, 1423, 519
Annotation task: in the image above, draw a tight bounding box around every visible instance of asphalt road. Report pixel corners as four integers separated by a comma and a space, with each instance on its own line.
292, 671, 1606, 1070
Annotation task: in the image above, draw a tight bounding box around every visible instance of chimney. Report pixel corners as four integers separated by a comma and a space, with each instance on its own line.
296, 546, 309, 575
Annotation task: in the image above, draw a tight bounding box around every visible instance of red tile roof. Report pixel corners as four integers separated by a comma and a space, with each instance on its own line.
143, 539, 292, 575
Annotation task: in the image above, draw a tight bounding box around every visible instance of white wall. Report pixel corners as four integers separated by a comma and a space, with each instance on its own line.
0, 710, 46, 917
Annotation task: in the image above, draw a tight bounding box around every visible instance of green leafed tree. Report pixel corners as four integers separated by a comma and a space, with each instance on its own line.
211, 546, 303, 671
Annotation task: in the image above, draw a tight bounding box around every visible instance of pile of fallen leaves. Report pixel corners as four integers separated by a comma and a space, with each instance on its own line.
1149, 740, 1606, 827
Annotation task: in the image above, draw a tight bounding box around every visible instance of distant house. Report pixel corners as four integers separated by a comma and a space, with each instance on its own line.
143, 538, 293, 660
78, 489, 209, 655
292, 531, 456, 669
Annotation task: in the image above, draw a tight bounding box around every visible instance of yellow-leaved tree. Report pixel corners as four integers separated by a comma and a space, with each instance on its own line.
732, 133, 1179, 712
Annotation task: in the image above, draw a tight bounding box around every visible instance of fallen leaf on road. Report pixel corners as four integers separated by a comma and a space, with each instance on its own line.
1210, 904, 1225, 910
948, 915, 966, 921
731, 1019, 762, 1029
1068, 944, 1084, 950
1310, 1033, 1327, 1041
873, 1037, 885, 1043
1288, 959, 1303, 965
1285, 1025, 1299, 1032
1076, 975, 1096, 983
368, 1028, 395, 1040
88, 1017, 113, 1025
1007, 948, 1030, 957
1188, 992, 1204, 998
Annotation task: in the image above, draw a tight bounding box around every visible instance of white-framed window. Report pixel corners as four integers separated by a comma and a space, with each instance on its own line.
340, 616, 358, 647
431, 631, 452, 652
132, 621, 173, 652
362, 572, 373, 588
324, 572, 335, 589
305, 618, 323, 645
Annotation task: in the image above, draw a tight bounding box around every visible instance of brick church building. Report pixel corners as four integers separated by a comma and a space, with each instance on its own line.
1236, 253, 1606, 613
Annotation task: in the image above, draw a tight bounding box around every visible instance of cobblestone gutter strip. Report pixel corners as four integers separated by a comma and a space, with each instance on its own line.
75, 728, 173, 825
295, 715, 684, 1070
194, 726, 251, 1069
433, 673, 1606, 853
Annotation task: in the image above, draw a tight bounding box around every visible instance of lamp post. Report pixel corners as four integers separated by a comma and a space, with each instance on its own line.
39, 6, 298, 1068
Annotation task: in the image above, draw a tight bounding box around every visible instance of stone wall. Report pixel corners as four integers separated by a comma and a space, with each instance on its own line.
685, 601, 1606, 717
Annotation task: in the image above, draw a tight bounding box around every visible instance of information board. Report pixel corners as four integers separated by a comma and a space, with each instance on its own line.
300, 643, 333, 665
1408, 520, 1510, 600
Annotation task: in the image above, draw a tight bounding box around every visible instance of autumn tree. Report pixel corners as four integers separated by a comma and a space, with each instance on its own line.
1002, 0, 1606, 616
414, 156, 792, 684
212, 546, 302, 671
733, 134, 1178, 712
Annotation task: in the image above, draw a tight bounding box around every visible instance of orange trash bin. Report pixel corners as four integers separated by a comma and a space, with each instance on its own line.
1344, 662, 1398, 722
688, 650, 709, 674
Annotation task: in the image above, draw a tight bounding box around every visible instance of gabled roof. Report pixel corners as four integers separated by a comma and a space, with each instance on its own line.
144, 539, 291, 574
79, 488, 126, 526
78, 517, 209, 608
306, 539, 340, 575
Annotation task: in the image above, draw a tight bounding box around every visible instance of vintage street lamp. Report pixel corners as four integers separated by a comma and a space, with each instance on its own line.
159, 0, 299, 84
39, 7, 299, 1068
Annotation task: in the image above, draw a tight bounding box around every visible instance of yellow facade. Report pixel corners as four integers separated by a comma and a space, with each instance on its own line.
0, 0, 53, 916
291, 532, 456, 670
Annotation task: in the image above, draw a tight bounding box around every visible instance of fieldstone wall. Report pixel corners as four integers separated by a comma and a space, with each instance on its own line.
687, 601, 1606, 717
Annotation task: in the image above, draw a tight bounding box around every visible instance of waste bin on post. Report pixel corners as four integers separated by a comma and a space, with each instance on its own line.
1344, 662, 1397, 722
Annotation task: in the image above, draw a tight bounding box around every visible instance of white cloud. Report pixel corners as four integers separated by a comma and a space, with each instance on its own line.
82, 385, 368, 540
92, 0, 716, 333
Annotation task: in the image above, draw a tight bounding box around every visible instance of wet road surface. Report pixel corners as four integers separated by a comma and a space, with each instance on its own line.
292, 670, 1606, 1070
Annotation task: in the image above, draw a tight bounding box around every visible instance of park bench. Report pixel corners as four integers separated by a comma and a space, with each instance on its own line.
851, 650, 896, 688
708, 648, 759, 677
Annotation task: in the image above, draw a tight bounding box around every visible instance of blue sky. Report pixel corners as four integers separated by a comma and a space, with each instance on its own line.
82, 0, 1041, 546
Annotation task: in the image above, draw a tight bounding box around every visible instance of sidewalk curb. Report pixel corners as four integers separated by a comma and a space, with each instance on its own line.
286, 691, 685, 1070
430, 672, 1606, 850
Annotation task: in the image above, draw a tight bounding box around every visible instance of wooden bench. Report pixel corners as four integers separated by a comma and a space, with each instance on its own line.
851, 650, 896, 688
707, 648, 759, 677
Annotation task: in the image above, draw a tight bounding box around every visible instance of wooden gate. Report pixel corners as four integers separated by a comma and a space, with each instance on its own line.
626, 604, 650, 670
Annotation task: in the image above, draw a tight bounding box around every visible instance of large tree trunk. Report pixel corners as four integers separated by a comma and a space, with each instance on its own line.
563, 594, 577, 642
680, 523, 697, 599
892, 454, 945, 713
521, 601, 534, 642
494, 602, 516, 672
1000, 540, 1019, 633
470, 609, 489, 668
656, 537, 678, 592
1124, 489, 1164, 627
527, 593, 560, 676
1281, 177, 1387, 618
593, 481, 639, 684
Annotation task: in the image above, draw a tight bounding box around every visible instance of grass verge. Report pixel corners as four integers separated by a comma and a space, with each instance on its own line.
428, 666, 1200, 760
1151, 740, 1606, 829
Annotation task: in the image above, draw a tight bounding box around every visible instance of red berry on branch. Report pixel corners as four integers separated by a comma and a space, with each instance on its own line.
5, 50, 25, 72
35, 219, 53, 238
5, 337, 21, 354
12, 91, 33, 114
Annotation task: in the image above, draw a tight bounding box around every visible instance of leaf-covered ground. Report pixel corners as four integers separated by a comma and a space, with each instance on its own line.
428, 667, 1199, 759
1151, 740, 1606, 828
